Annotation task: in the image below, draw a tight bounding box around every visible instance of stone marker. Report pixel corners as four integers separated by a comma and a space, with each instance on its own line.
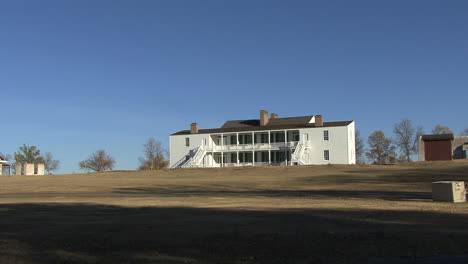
24, 163, 35, 175
432, 181, 466, 203
16, 163, 22, 175
36, 163, 45, 175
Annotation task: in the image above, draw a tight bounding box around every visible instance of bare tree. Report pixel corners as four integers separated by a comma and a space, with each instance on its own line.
355, 130, 365, 164
79, 150, 115, 172
0, 153, 11, 162
393, 119, 422, 162
461, 128, 468, 136
41, 152, 60, 174
431, 125, 453, 134
366, 130, 396, 165
139, 137, 169, 170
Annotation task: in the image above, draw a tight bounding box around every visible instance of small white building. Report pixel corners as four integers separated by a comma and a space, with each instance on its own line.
170, 110, 356, 168
0, 156, 11, 175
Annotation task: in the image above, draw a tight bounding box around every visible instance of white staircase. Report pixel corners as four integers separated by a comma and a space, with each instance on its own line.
181, 146, 206, 168
291, 141, 309, 165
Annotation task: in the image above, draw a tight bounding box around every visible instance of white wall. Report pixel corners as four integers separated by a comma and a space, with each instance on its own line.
170, 122, 356, 167
169, 133, 211, 167
347, 121, 356, 164
299, 122, 355, 165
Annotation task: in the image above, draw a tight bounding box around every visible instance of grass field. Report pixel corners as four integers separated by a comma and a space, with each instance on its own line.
1, 160, 468, 263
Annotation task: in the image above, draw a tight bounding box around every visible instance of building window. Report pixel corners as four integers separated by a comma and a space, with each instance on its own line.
323, 130, 329, 141
185, 137, 190, 147
230, 153, 237, 163
231, 135, 236, 145
324, 150, 330, 161
245, 152, 253, 162
246, 134, 253, 144
292, 132, 300, 142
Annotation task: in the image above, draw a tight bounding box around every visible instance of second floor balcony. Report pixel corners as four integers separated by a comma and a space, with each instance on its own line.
204, 141, 298, 152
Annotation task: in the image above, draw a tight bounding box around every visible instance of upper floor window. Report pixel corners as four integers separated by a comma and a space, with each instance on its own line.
323, 130, 329, 141
230, 135, 236, 145
185, 137, 190, 147
324, 150, 330, 161
292, 132, 300, 141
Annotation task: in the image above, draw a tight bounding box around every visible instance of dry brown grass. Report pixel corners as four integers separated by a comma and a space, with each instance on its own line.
1, 160, 468, 263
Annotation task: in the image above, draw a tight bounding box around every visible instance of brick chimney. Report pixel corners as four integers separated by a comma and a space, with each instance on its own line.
315, 115, 323, 127
270, 113, 279, 119
260, 110, 269, 126
190, 123, 199, 133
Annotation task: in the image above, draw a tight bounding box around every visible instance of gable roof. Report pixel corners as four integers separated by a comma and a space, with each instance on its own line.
172, 115, 353, 136
221, 116, 315, 129
421, 134, 454, 141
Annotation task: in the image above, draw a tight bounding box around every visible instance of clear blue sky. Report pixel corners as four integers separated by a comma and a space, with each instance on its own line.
1, 0, 467, 173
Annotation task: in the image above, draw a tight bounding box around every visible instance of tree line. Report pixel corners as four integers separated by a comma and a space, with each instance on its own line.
3, 125, 467, 174
78, 137, 168, 172
1, 137, 169, 174
1, 145, 60, 174
355, 120, 466, 165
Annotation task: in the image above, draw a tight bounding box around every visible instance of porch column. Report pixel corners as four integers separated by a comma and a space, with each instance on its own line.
237, 151, 239, 166
221, 133, 224, 149
284, 131, 288, 166
252, 150, 255, 166
252, 132, 255, 166
268, 149, 271, 165
236, 132, 239, 146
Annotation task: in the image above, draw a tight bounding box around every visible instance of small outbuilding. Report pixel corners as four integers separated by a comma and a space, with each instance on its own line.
418, 134, 468, 161
419, 134, 454, 161
0, 156, 11, 176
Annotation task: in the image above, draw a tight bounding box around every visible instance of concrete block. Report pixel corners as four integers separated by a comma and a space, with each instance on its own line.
36, 164, 45, 175
16, 163, 22, 175
432, 181, 466, 203
24, 163, 35, 175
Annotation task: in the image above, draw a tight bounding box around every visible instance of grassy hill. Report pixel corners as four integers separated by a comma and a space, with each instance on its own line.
1, 160, 468, 263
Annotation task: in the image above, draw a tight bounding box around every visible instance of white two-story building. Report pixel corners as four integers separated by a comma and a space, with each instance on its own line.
170, 110, 356, 168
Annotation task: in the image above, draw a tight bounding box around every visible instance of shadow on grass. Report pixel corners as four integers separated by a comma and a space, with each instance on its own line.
303, 164, 468, 185
1, 203, 468, 264
113, 187, 432, 201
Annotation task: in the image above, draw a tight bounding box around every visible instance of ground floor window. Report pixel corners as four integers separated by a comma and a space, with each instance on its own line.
238, 152, 253, 163
270, 151, 290, 163
230, 153, 237, 163
324, 150, 330, 161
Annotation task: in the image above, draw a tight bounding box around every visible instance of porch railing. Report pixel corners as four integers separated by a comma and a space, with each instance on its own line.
204, 141, 298, 152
